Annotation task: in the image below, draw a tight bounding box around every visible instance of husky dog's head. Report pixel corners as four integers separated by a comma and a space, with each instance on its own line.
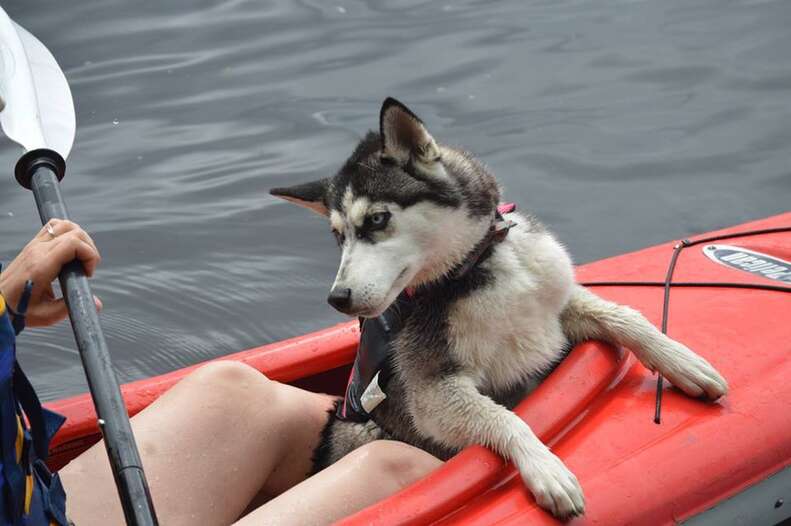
271, 98, 499, 317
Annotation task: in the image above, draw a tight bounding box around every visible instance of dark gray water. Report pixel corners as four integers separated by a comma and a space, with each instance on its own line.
0, 0, 789, 401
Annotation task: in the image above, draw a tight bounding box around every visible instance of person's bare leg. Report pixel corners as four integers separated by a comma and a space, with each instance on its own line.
234, 440, 442, 526
60, 361, 335, 526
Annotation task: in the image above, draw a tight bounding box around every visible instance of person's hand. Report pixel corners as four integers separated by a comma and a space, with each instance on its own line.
0, 219, 102, 328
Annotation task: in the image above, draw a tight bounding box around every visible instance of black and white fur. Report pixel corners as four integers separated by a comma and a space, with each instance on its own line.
270, 98, 728, 519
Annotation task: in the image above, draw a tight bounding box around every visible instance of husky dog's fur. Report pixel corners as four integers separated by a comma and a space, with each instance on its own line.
270, 98, 728, 519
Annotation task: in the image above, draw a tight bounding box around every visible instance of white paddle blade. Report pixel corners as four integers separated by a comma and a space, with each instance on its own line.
0, 6, 75, 159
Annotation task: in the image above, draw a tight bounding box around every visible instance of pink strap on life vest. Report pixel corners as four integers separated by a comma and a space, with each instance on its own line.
497, 202, 516, 214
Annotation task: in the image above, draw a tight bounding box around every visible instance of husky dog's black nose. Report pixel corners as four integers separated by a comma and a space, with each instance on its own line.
327, 288, 352, 312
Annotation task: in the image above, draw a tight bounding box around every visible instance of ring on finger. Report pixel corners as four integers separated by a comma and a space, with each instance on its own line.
46, 222, 56, 239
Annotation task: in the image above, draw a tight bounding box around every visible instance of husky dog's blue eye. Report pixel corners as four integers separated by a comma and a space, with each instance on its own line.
369, 211, 390, 229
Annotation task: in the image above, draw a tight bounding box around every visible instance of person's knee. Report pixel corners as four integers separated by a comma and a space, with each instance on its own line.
187, 361, 276, 402
191, 360, 268, 384
352, 440, 441, 490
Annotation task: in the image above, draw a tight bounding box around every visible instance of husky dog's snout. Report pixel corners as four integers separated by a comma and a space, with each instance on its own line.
327, 287, 353, 313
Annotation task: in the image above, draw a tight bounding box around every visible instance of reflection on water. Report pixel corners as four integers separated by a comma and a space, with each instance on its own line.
0, 0, 789, 400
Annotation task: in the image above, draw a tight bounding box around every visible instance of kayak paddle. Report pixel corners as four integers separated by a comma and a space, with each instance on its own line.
0, 7, 158, 525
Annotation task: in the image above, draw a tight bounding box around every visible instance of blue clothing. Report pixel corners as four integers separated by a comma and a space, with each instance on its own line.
0, 294, 68, 526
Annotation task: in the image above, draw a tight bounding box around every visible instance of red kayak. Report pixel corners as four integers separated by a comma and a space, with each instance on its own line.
45, 212, 791, 525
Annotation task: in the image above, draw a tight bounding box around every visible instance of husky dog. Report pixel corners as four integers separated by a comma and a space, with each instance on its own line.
270, 98, 728, 519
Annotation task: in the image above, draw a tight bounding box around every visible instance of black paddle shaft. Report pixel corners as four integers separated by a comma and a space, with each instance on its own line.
16, 150, 158, 526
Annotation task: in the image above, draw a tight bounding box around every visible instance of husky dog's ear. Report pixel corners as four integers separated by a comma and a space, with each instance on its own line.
379, 97, 441, 167
270, 179, 330, 216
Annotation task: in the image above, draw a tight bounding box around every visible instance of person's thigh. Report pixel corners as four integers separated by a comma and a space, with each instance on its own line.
60, 361, 335, 526
234, 440, 443, 526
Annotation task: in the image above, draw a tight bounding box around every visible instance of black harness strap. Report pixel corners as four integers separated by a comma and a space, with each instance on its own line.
337, 295, 413, 422
450, 209, 516, 279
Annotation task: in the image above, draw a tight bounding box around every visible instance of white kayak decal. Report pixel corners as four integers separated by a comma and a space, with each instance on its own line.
703, 244, 791, 283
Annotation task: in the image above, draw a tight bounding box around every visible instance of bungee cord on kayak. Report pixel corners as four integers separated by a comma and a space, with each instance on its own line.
582, 224, 791, 424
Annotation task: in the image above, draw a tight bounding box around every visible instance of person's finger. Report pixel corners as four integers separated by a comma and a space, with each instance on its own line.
34, 220, 57, 241
28, 297, 68, 327
26, 292, 102, 329
38, 281, 56, 302
66, 237, 101, 277
71, 227, 99, 254
35, 219, 77, 242
41, 234, 101, 278
47, 222, 101, 259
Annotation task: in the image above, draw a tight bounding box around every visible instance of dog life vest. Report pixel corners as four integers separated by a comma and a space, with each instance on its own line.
0, 293, 69, 526
337, 203, 517, 422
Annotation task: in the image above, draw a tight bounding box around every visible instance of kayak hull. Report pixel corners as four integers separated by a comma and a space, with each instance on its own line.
45, 212, 791, 525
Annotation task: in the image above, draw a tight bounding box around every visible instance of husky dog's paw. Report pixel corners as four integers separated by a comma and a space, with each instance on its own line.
513, 444, 585, 519
650, 339, 729, 400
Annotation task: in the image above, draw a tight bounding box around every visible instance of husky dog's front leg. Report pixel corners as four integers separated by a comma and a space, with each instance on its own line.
561, 285, 728, 399
410, 375, 584, 519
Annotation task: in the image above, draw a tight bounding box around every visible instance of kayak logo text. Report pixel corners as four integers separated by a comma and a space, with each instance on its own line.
703, 244, 791, 283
